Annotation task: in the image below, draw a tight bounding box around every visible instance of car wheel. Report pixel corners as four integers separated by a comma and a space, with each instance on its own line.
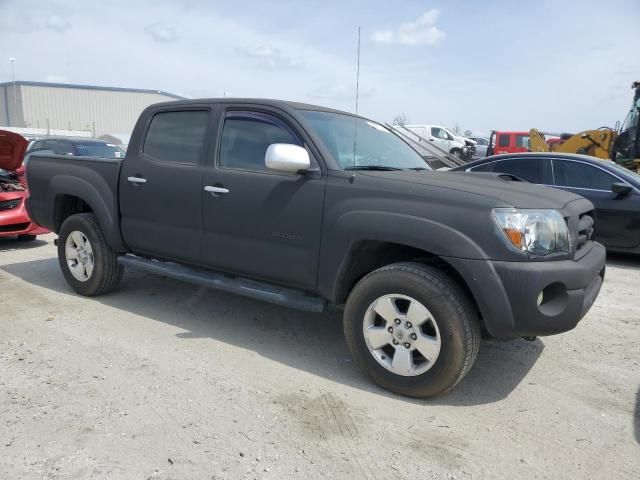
450, 148, 462, 159
17, 234, 37, 242
57, 213, 123, 296
344, 262, 480, 398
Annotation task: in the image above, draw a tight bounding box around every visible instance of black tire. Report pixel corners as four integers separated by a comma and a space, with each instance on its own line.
17, 234, 37, 242
344, 262, 480, 398
57, 213, 123, 296
450, 148, 462, 159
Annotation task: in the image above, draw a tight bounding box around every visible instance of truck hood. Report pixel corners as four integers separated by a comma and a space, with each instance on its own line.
0, 130, 28, 172
363, 170, 584, 209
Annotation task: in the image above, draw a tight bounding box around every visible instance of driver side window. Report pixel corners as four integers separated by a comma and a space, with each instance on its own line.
219, 112, 301, 172
431, 127, 449, 140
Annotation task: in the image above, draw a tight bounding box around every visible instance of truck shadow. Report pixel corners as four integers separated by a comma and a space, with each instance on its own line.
2, 257, 543, 406
605, 252, 640, 271
0, 237, 48, 252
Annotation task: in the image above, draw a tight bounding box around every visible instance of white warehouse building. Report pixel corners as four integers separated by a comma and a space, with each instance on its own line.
0, 81, 183, 141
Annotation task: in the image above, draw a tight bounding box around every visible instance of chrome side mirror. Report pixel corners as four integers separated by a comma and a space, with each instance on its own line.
265, 143, 311, 173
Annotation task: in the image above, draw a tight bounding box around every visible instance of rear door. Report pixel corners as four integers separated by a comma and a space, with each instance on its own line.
119, 107, 212, 264
200, 108, 326, 289
552, 159, 640, 249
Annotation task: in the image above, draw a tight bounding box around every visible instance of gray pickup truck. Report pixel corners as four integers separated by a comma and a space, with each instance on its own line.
21, 99, 606, 397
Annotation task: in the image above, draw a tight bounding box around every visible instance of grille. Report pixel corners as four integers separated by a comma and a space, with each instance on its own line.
0, 222, 29, 233
577, 211, 595, 251
0, 198, 21, 211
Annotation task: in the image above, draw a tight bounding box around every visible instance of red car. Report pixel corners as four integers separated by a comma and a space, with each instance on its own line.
486, 131, 531, 156
0, 130, 48, 241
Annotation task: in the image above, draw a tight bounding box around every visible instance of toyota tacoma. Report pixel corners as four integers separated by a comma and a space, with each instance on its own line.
20, 99, 606, 398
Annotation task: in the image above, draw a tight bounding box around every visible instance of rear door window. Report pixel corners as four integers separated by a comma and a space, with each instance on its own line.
143, 110, 209, 164
490, 158, 551, 184
553, 160, 618, 191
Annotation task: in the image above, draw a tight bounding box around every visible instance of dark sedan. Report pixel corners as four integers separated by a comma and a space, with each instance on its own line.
451, 152, 640, 254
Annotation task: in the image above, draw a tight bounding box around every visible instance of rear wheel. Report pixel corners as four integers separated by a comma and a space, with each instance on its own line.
57, 213, 123, 296
17, 234, 37, 242
344, 262, 480, 398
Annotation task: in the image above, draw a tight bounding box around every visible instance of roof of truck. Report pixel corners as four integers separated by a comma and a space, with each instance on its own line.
147, 98, 354, 116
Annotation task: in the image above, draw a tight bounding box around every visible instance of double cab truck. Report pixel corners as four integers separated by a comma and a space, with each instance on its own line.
17, 99, 606, 398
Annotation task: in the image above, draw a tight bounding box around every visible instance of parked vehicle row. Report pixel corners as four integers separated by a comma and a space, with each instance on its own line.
18, 98, 606, 398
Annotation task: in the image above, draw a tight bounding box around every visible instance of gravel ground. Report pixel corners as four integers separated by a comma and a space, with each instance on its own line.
1, 234, 639, 480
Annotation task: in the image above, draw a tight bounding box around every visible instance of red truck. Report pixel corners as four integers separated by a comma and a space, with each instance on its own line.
0, 130, 48, 241
486, 131, 530, 156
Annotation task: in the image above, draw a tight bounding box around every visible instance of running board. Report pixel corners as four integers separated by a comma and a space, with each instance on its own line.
117, 255, 327, 313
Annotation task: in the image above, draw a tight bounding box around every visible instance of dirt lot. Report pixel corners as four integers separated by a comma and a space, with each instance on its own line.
1, 234, 639, 480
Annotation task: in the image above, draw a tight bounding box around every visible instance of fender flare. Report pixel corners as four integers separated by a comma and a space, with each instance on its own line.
318, 210, 489, 302
47, 174, 127, 251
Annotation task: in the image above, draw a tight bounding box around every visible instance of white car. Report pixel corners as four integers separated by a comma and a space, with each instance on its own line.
401, 124, 475, 160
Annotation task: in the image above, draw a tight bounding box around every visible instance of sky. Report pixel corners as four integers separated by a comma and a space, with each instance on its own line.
1, 0, 639, 135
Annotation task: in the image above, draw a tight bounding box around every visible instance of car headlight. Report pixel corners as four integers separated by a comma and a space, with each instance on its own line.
493, 208, 570, 256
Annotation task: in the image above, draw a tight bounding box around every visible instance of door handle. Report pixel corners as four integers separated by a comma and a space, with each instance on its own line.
127, 176, 147, 185
204, 185, 230, 195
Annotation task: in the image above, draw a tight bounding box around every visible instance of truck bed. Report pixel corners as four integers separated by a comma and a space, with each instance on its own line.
26, 154, 124, 247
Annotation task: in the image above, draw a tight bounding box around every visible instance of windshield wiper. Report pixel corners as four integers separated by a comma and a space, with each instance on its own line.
345, 165, 404, 171
406, 167, 430, 171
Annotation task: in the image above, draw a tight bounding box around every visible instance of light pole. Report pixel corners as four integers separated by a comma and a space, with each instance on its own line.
9, 57, 16, 127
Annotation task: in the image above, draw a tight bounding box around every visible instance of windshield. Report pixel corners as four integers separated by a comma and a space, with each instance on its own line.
75, 142, 125, 159
300, 111, 431, 170
621, 97, 639, 132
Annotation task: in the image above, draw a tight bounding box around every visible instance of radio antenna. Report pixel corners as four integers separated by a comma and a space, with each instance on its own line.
351, 27, 361, 172
355, 26, 361, 115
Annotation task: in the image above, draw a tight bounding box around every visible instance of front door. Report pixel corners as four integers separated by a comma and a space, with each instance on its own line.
430, 127, 451, 152
119, 108, 211, 264
552, 159, 640, 249
201, 109, 326, 289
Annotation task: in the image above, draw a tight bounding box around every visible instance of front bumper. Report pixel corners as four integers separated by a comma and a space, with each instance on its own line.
444, 242, 606, 338
0, 197, 49, 237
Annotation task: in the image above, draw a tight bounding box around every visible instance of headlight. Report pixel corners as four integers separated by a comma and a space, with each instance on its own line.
493, 208, 570, 256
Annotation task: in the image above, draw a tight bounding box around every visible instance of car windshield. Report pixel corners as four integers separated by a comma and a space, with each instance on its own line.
300, 110, 431, 170
75, 142, 125, 159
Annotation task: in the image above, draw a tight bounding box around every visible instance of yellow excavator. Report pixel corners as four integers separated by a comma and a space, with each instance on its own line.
529, 81, 640, 171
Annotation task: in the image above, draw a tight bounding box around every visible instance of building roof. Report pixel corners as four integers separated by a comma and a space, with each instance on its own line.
0, 80, 184, 99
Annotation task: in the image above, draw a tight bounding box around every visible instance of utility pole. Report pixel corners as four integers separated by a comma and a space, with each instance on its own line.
9, 57, 16, 126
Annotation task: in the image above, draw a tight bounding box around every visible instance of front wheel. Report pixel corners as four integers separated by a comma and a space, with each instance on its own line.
344, 262, 480, 398
57, 213, 123, 296
450, 148, 462, 159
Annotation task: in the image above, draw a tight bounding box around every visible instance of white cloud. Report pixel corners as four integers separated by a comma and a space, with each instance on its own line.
144, 22, 177, 43
45, 15, 71, 33
236, 44, 303, 70
371, 9, 445, 46
308, 85, 376, 101
44, 74, 68, 83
